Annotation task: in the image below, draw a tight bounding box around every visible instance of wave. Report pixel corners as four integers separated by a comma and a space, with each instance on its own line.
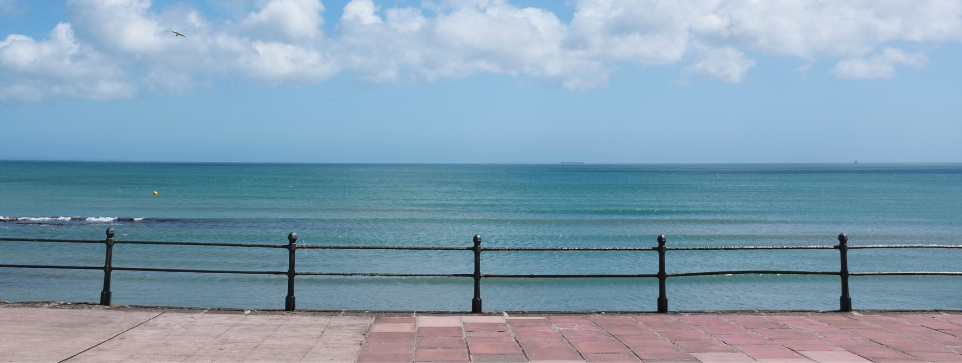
0, 216, 146, 223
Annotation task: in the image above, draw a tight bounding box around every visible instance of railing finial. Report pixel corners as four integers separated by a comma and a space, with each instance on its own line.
838, 233, 847, 244
106, 228, 115, 239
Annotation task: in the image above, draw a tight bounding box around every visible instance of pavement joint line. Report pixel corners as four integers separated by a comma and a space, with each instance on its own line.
58, 311, 166, 363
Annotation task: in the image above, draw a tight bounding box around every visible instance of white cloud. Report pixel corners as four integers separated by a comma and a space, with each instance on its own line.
830, 48, 928, 79
242, 0, 325, 41
681, 47, 756, 83
0, 23, 133, 101
2, 0, 962, 101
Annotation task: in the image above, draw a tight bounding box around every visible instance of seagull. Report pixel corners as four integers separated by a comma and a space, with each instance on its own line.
171, 31, 188, 41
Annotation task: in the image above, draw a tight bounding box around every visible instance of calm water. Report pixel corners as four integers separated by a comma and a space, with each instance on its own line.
1, 162, 960, 311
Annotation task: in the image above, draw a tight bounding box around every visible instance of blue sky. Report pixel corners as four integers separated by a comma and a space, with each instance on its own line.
1, 0, 961, 163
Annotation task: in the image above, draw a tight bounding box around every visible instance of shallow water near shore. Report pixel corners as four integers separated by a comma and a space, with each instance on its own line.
1, 161, 961, 311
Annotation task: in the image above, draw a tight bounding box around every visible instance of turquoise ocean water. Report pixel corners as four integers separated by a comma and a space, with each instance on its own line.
1, 162, 960, 311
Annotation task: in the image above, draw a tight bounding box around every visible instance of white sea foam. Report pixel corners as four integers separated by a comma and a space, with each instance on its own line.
85, 217, 117, 222
18, 216, 72, 221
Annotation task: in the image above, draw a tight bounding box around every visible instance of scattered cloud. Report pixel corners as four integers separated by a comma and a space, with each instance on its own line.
1, 0, 961, 101
0, 23, 134, 101
681, 47, 756, 83
0, 0, 26, 15
830, 48, 928, 79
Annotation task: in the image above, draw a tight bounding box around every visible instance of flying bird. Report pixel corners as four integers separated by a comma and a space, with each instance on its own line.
171, 31, 188, 41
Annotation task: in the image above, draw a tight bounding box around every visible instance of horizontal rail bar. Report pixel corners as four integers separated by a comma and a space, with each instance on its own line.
298, 245, 473, 251
482, 247, 656, 251
669, 270, 840, 277
483, 274, 659, 278
115, 241, 287, 248
296, 272, 473, 277
848, 245, 962, 249
667, 246, 836, 250
0, 237, 103, 244
850, 271, 962, 276
112, 267, 285, 275
0, 264, 103, 270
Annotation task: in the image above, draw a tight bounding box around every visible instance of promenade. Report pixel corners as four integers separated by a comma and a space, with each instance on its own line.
2, 303, 962, 363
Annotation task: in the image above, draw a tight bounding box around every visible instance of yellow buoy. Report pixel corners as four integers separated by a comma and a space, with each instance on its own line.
153, 191, 158, 195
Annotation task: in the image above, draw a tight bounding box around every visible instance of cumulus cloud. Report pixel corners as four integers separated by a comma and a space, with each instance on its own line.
1, 0, 961, 101
681, 47, 756, 83
830, 48, 928, 79
0, 23, 133, 101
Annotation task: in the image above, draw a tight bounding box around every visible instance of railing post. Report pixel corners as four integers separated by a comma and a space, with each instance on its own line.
838, 233, 852, 312
657, 234, 668, 313
100, 228, 114, 306
285, 232, 297, 311
472, 234, 482, 313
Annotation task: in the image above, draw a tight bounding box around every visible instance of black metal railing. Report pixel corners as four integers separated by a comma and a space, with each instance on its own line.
2, 230, 961, 312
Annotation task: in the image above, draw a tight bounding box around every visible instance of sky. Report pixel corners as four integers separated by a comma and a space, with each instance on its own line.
0, 0, 961, 163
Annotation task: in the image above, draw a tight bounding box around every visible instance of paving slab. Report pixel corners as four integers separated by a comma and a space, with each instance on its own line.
6, 305, 962, 362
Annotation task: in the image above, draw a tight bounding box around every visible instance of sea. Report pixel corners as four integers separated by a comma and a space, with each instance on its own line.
1, 161, 960, 312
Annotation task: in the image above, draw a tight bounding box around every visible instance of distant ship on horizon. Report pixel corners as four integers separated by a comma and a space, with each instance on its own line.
561, 161, 585, 165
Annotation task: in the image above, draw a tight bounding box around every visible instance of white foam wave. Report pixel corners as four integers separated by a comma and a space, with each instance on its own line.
133, 218, 145, 221
85, 217, 117, 222
14, 216, 72, 221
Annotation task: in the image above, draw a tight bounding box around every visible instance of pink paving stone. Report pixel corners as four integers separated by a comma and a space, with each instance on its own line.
600, 325, 658, 336
799, 350, 873, 363
671, 339, 738, 353
751, 328, 813, 340
360, 342, 417, 354
720, 316, 785, 329
698, 325, 753, 335
549, 316, 594, 324
571, 341, 631, 354
677, 316, 731, 326
466, 331, 514, 338
817, 334, 875, 346
838, 343, 920, 360
522, 346, 584, 361
414, 348, 469, 362
561, 331, 619, 342
582, 352, 643, 362
869, 338, 948, 353
789, 323, 848, 335
356, 353, 414, 362
416, 336, 467, 349
418, 316, 462, 327
907, 352, 962, 362
616, 335, 676, 347
766, 316, 821, 325
689, 352, 756, 363
468, 337, 519, 344
712, 334, 773, 345
898, 315, 962, 330
465, 323, 510, 331
942, 330, 962, 338
625, 345, 694, 360
371, 323, 417, 332
467, 341, 524, 355
418, 327, 464, 337
774, 338, 844, 351
591, 316, 641, 327
375, 317, 416, 324
733, 344, 806, 360
470, 354, 527, 362
506, 318, 550, 325
460, 316, 505, 323
658, 330, 713, 341
810, 316, 876, 329
367, 332, 418, 343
